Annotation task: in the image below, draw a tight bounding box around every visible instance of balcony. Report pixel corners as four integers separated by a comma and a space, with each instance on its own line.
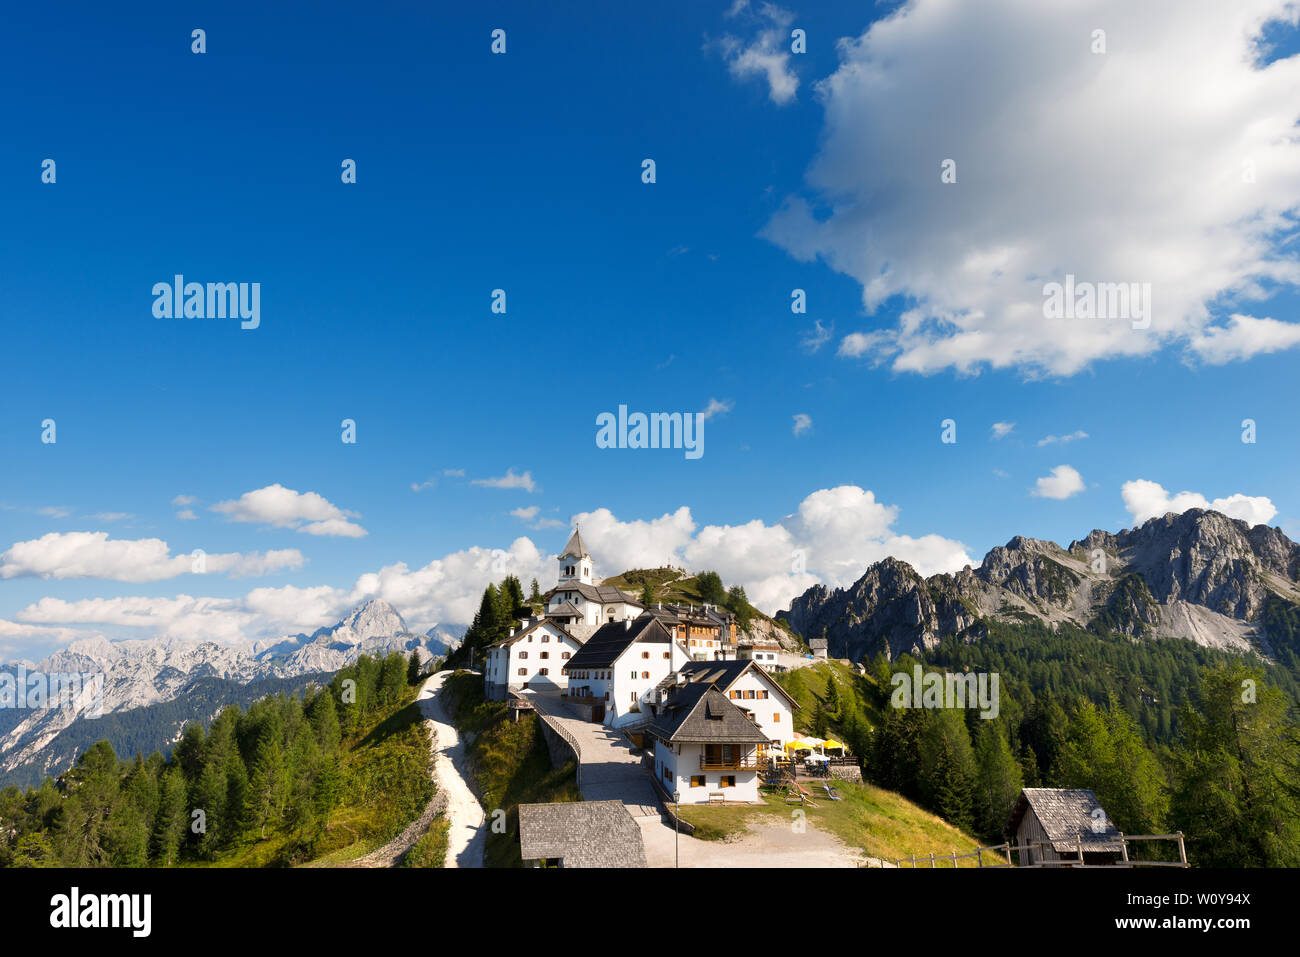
699, 753, 764, 771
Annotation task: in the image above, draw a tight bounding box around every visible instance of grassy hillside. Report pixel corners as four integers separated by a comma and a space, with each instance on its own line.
216, 684, 434, 867
773, 659, 881, 750
677, 779, 992, 866
602, 568, 795, 634
443, 671, 579, 867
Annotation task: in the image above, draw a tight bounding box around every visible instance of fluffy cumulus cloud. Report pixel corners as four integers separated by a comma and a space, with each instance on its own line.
1032, 465, 1086, 500
12, 488, 972, 645
716, 2, 800, 105
1121, 479, 1278, 526
579, 487, 973, 614
0, 532, 304, 582
211, 484, 367, 537
792, 413, 813, 436
1188, 314, 1300, 364
763, 0, 1300, 376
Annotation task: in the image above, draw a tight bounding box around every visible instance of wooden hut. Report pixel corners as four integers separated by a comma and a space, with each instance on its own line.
1005, 788, 1125, 866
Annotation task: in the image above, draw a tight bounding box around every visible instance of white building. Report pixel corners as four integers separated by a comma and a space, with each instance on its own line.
645, 682, 770, 805
542, 528, 643, 639
656, 659, 800, 750
561, 616, 690, 728
483, 619, 583, 701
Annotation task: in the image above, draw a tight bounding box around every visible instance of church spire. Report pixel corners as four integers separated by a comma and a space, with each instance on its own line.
561, 526, 591, 561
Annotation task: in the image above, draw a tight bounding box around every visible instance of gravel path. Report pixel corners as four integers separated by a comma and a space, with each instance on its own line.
346, 671, 482, 868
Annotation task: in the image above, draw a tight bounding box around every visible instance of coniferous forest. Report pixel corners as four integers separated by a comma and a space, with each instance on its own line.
0, 651, 433, 868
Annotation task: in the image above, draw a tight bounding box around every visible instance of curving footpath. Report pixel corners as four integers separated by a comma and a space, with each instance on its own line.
419, 670, 486, 868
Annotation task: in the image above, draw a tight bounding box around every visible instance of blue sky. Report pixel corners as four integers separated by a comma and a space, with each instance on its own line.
2, 1, 1299, 657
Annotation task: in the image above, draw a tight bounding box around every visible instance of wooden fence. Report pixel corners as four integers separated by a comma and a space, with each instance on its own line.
865, 832, 1189, 868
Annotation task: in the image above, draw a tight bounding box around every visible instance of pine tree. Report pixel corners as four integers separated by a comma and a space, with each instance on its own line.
152, 767, 188, 865
407, 650, 423, 686
973, 722, 1024, 841
529, 578, 542, 603
1172, 664, 1300, 867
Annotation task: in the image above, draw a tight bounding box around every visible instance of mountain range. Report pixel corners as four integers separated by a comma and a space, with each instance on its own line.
778, 508, 1300, 666
0, 599, 464, 786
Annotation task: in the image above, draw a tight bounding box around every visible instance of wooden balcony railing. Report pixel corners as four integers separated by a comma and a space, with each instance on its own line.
700, 754, 763, 771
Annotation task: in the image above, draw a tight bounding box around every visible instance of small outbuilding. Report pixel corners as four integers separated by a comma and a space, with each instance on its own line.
517, 800, 647, 868
1006, 787, 1125, 866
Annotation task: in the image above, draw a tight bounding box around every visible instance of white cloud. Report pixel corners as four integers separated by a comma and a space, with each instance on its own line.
1188, 314, 1300, 365
172, 495, 196, 507
1121, 479, 1277, 526
800, 319, 833, 353
511, 506, 566, 531
1037, 430, 1089, 446
700, 398, 734, 421
0, 531, 304, 582
176, 509, 197, 521
11, 486, 974, 644
715, 2, 800, 105
792, 413, 813, 436
37, 506, 72, 519
211, 483, 367, 537
411, 478, 436, 492
763, 0, 1300, 376
471, 469, 538, 493
1032, 465, 1085, 500
990, 422, 1016, 440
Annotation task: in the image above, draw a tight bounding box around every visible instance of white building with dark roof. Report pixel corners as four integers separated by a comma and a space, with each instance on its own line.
645, 682, 771, 804
562, 616, 690, 727
542, 528, 643, 639
483, 619, 583, 702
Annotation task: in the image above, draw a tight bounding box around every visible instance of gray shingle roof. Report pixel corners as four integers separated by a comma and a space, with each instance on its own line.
545, 582, 641, 606
563, 617, 670, 671
1007, 788, 1124, 852
647, 684, 770, 745
545, 601, 582, 619
560, 528, 591, 561
517, 800, 647, 867
653, 659, 800, 710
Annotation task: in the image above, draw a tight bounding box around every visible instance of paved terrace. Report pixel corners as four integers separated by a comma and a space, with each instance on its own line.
522, 689, 661, 820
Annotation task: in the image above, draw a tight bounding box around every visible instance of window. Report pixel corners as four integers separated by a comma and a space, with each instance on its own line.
730, 690, 740, 699
663, 766, 672, 782
773, 713, 780, 723
630, 692, 637, 701
690, 775, 706, 788
664, 652, 670, 659
519, 651, 528, 659
642, 671, 649, 679
745, 690, 756, 699
562, 652, 570, 659
517, 668, 527, 676
720, 776, 735, 789
540, 651, 549, 659
631, 671, 638, 680
542, 635, 549, 643
759, 690, 769, 699
641, 651, 650, 659
539, 668, 549, 676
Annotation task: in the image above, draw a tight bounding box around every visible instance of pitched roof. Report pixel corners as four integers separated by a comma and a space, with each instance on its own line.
545, 581, 641, 606
560, 527, 590, 560
517, 800, 647, 867
563, 617, 671, 671
1006, 788, 1125, 852
647, 684, 770, 745
484, 619, 574, 650
655, 659, 800, 710
545, 601, 583, 620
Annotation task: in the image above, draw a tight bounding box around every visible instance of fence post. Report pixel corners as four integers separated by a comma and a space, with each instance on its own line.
1003, 842, 1012, 867
928, 852, 935, 868
1177, 832, 1187, 867
950, 847, 957, 868
1076, 839, 1084, 866
1119, 832, 1129, 865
